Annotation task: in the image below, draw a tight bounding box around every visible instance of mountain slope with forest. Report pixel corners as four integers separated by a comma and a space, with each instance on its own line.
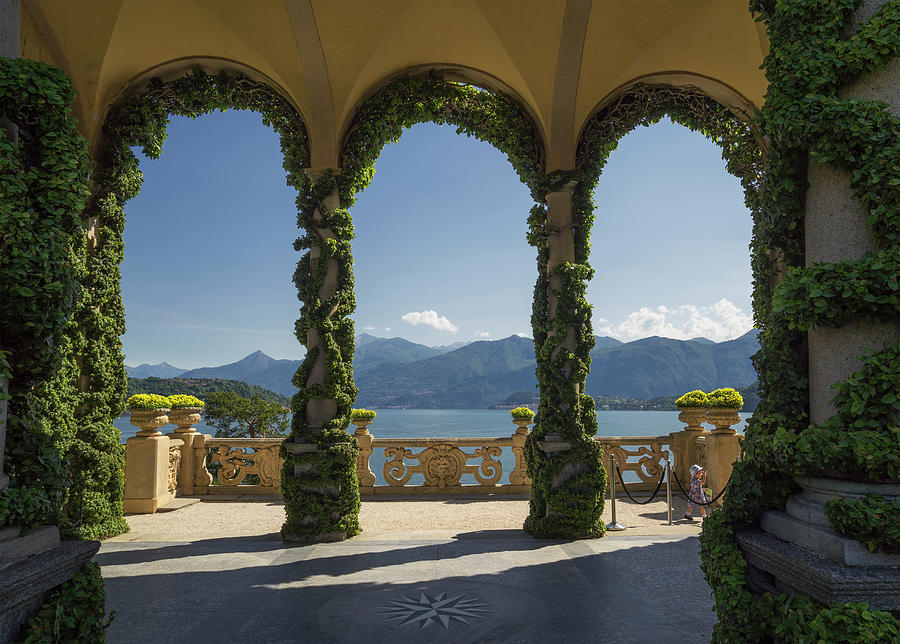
133, 330, 759, 408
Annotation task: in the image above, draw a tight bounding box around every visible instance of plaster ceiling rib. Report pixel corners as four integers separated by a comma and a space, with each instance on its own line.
547, 0, 591, 172
286, 0, 337, 169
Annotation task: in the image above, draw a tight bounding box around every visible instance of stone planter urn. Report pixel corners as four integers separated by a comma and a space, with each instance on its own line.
677, 407, 707, 431
706, 408, 741, 433
169, 407, 203, 434
512, 417, 532, 434
351, 418, 372, 435
129, 408, 170, 437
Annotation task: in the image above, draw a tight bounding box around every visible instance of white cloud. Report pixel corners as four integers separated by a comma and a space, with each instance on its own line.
384, 327, 391, 332
475, 330, 491, 338
362, 325, 376, 331
514, 332, 531, 338
401, 310, 459, 334
595, 298, 753, 343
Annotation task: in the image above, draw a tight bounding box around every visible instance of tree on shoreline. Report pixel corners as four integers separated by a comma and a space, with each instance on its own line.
204, 391, 290, 438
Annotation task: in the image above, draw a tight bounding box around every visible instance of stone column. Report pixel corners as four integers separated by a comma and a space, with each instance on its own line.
304, 175, 340, 434
805, 3, 900, 424
527, 181, 605, 537
282, 170, 359, 542
545, 182, 579, 371
739, 0, 900, 612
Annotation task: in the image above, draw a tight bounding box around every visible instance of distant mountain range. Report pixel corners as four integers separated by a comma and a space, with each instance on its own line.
126, 330, 759, 407
125, 361, 187, 379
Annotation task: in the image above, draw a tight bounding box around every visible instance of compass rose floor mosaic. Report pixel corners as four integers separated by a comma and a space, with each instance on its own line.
98, 527, 715, 642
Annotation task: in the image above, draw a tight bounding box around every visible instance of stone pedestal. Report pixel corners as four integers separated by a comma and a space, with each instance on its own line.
668, 425, 707, 489
739, 477, 900, 612
352, 420, 376, 494
0, 538, 99, 644
509, 418, 532, 488
123, 435, 177, 513
701, 427, 741, 508
166, 408, 202, 496
282, 440, 347, 543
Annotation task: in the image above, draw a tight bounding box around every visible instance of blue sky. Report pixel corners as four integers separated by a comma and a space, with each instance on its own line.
121, 110, 753, 369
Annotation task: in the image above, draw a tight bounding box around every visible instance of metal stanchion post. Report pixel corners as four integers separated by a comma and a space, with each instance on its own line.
606, 453, 626, 531
665, 451, 672, 526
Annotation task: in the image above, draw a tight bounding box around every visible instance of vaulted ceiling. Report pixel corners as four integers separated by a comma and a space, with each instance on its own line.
21, 0, 768, 169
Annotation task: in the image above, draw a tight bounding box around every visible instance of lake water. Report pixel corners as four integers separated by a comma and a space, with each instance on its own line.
115, 409, 750, 486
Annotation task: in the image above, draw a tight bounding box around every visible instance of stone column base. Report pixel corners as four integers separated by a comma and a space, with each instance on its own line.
737, 527, 900, 613
0, 539, 100, 643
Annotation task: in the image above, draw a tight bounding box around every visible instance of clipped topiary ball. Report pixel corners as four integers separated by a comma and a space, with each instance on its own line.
675, 390, 709, 408
167, 394, 205, 409
510, 406, 536, 419
707, 388, 743, 410
127, 393, 170, 410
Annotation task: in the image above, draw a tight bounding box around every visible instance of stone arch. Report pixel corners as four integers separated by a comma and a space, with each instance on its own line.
573, 80, 765, 267
100, 56, 310, 142
337, 66, 547, 197
72, 66, 311, 537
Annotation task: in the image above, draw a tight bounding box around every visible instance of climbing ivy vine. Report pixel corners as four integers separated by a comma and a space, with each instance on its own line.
700, 1, 900, 641
0, 58, 91, 534
84, 68, 309, 540
282, 73, 556, 538
524, 84, 766, 539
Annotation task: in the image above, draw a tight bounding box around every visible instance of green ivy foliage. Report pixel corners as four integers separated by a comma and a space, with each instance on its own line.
701, 1, 900, 640
85, 67, 309, 540
0, 58, 90, 534
826, 494, 900, 554
284, 73, 548, 539
17, 562, 112, 643
773, 249, 900, 330
533, 83, 766, 539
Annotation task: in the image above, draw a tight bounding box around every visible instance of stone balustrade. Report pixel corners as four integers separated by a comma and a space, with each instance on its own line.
121, 413, 743, 512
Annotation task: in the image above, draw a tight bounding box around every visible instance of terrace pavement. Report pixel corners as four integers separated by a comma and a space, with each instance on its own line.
98, 495, 717, 643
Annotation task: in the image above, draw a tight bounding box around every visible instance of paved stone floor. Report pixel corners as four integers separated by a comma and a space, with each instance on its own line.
98, 499, 717, 643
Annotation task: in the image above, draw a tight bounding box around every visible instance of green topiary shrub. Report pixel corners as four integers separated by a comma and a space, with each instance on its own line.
126, 394, 170, 410
167, 394, 205, 409
510, 407, 535, 419
707, 388, 743, 410
675, 390, 709, 408
350, 408, 376, 420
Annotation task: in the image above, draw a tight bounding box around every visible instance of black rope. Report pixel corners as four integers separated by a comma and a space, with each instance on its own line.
671, 467, 731, 507
613, 462, 666, 505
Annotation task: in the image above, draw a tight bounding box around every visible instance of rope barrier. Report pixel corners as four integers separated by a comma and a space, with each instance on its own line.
671, 466, 731, 507
613, 462, 666, 505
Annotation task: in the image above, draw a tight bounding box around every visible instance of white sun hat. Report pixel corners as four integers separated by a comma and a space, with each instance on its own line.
689, 464, 704, 476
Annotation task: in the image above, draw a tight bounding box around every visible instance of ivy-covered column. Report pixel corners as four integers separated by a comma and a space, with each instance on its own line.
804, 3, 899, 425
524, 181, 605, 539
281, 170, 360, 542
700, 1, 900, 638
